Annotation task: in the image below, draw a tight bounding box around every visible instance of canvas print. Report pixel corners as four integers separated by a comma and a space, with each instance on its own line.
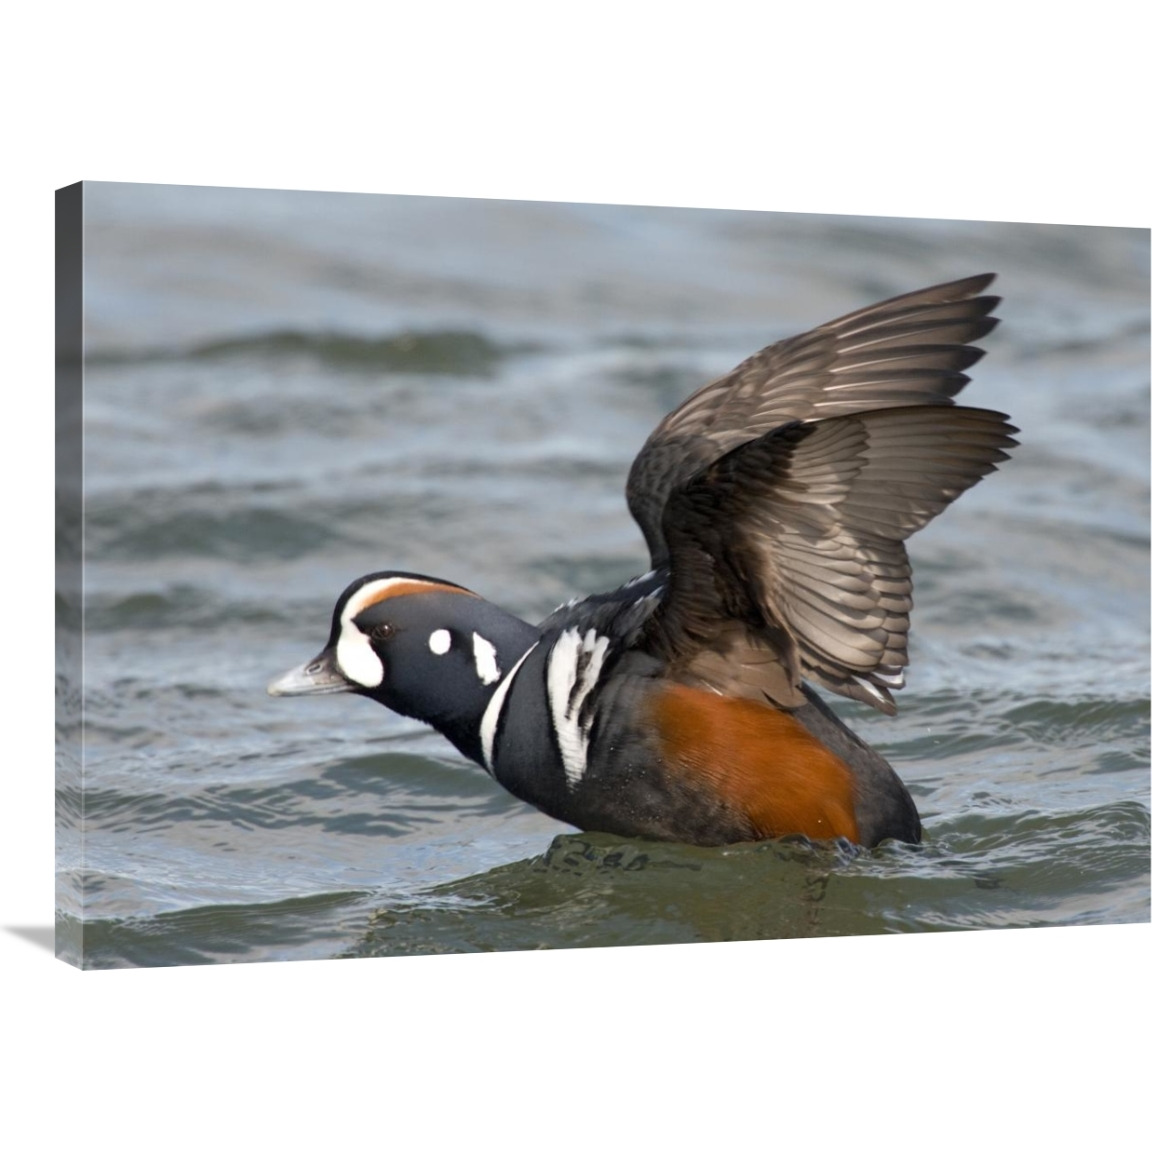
55, 183, 1150, 968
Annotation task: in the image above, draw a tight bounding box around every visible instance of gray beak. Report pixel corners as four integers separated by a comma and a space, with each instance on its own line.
267, 649, 354, 697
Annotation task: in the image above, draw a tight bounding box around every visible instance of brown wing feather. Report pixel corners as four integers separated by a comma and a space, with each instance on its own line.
626, 273, 1000, 566
643, 405, 1018, 713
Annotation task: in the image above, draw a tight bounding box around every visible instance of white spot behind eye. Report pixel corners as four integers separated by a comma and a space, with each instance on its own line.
472, 634, 500, 685
429, 629, 452, 655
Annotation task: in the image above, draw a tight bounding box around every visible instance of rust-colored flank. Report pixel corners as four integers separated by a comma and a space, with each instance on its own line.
651, 683, 861, 842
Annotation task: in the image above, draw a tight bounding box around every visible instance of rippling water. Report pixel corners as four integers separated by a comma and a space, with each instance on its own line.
58, 183, 1150, 967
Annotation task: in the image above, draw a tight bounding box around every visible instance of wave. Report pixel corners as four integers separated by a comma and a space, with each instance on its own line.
86, 327, 534, 375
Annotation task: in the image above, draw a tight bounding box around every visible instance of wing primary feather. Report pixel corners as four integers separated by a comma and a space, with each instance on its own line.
629, 275, 1014, 712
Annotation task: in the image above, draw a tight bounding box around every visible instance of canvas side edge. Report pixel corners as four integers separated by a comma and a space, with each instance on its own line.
56, 182, 85, 968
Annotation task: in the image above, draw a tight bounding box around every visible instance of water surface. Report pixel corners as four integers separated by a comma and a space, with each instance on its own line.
60, 184, 1149, 966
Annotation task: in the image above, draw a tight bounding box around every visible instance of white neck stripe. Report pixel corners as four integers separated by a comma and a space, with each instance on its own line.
479, 641, 540, 775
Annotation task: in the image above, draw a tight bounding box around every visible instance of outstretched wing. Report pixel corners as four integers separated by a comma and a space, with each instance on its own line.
626, 273, 1001, 566
642, 406, 1017, 713
627, 275, 1017, 713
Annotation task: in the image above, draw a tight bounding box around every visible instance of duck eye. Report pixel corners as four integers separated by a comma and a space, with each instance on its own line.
368, 622, 395, 642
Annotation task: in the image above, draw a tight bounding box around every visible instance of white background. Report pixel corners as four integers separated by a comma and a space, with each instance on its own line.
3, 3, 1148, 1146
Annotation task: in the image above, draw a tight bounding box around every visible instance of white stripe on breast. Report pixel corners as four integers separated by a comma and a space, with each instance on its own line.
479, 641, 540, 775
547, 628, 611, 789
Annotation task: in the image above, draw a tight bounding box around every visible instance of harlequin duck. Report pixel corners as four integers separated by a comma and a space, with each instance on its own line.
269, 274, 1017, 849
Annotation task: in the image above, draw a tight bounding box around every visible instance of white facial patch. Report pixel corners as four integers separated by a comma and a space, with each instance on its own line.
332, 575, 470, 691
429, 629, 452, 655
336, 628, 384, 688
333, 576, 426, 689
472, 634, 501, 685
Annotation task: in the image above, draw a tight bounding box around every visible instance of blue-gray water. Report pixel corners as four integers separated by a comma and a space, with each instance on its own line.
59, 183, 1150, 967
